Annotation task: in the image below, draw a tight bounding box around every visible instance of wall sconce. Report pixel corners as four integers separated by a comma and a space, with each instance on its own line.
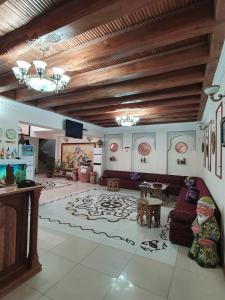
198, 120, 214, 131
203, 85, 225, 102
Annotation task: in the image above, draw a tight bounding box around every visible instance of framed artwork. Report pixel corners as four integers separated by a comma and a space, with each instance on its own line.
211, 131, 216, 154
61, 143, 95, 171
138, 142, 151, 156
221, 117, 225, 147
175, 142, 188, 154
215, 103, 223, 179
208, 123, 211, 172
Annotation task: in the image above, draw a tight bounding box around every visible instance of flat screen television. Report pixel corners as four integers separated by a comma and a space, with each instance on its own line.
65, 120, 83, 139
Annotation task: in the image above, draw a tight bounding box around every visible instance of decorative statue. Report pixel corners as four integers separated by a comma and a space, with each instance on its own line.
188, 196, 220, 268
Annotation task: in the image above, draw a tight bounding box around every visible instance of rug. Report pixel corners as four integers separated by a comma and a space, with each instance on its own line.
39, 189, 178, 265
36, 180, 72, 191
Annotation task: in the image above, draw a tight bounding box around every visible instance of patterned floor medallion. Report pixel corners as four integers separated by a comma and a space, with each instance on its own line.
39, 189, 178, 265
65, 193, 137, 222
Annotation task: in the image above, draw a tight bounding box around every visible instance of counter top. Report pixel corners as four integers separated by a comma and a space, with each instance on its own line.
0, 184, 42, 197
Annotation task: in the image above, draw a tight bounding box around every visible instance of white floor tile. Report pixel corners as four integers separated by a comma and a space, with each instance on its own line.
1, 285, 41, 300
104, 279, 167, 300
46, 264, 114, 300
169, 267, 225, 300
120, 254, 174, 298
26, 252, 76, 293
81, 244, 133, 277
50, 236, 99, 262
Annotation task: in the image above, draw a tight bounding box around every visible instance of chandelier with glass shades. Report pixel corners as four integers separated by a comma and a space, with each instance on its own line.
12, 52, 70, 93
116, 115, 139, 126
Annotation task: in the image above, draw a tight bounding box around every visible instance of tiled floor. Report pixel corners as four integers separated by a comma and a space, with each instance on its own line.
2, 175, 224, 300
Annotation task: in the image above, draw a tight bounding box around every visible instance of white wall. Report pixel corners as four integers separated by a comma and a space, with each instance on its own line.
104, 122, 198, 176
0, 96, 104, 139
200, 42, 225, 265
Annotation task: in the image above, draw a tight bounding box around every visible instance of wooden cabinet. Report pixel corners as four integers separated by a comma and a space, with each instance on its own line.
0, 185, 42, 298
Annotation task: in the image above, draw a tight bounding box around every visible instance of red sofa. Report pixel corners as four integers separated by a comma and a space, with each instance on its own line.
169, 177, 219, 247
99, 170, 185, 195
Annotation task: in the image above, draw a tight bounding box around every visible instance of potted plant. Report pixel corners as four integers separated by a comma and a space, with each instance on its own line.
60, 161, 66, 175
46, 158, 55, 178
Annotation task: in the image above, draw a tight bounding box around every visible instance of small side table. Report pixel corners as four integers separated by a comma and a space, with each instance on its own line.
137, 197, 162, 228
107, 178, 120, 191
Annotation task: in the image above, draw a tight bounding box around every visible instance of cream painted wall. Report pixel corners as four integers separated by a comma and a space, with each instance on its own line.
104, 122, 199, 176
0, 96, 104, 138
200, 42, 225, 264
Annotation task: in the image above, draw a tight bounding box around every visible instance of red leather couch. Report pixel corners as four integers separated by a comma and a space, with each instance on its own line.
99, 170, 185, 195
169, 177, 217, 247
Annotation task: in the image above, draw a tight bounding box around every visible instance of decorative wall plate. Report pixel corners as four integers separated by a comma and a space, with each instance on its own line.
138, 142, 151, 156
6, 129, 17, 140
175, 142, 188, 154
0, 128, 3, 138
110, 143, 118, 152
211, 131, 216, 154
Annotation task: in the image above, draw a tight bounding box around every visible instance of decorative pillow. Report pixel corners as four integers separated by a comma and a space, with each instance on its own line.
130, 172, 140, 181
185, 186, 199, 203
185, 176, 196, 187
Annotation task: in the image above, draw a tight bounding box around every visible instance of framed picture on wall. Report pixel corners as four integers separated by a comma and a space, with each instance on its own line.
215, 103, 223, 179
221, 117, 225, 147
61, 143, 95, 171
19, 123, 30, 136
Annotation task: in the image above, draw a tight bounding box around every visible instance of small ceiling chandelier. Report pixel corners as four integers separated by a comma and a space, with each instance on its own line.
12, 48, 70, 93
116, 115, 139, 126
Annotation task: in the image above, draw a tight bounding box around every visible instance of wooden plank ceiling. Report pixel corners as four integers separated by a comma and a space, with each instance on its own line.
0, 0, 225, 127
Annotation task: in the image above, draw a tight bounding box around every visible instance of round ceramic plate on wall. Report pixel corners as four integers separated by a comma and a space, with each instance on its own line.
138, 142, 151, 156
6, 129, 17, 140
175, 142, 188, 154
110, 143, 118, 152
0, 128, 3, 138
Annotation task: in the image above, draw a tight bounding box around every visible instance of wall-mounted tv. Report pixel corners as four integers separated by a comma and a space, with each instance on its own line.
65, 120, 83, 139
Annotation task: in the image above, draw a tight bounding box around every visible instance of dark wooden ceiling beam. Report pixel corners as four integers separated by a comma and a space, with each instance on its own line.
71, 99, 200, 117
198, 0, 225, 120
0, 72, 18, 93
75, 109, 199, 122
0, 0, 151, 55
34, 67, 204, 108
55, 85, 202, 113
94, 115, 198, 125
96, 118, 197, 127
8, 44, 209, 98
44, 1, 215, 72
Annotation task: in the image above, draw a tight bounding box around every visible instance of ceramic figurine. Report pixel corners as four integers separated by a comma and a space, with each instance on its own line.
188, 196, 220, 268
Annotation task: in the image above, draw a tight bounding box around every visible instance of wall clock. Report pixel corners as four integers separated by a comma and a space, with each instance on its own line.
138, 142, 151, 156
175, 142, 188, 154
6, 129, 17, 140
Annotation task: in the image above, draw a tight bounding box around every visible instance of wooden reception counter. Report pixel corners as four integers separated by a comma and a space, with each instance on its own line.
0, 185, 42, 298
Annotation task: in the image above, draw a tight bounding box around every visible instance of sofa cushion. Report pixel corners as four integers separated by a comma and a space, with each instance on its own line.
185, 186, 199, 203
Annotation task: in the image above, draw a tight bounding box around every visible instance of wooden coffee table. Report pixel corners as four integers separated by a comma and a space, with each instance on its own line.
137, 197, 163, 228
107, 178, 120, 191
139, 182, 169, 200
